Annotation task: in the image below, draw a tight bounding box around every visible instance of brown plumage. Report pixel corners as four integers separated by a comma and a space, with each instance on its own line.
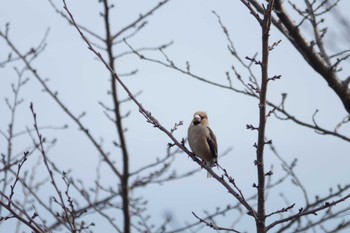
187, 111, 218, 178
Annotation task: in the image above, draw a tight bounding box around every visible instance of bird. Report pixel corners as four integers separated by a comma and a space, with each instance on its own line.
187, 111, 218, 178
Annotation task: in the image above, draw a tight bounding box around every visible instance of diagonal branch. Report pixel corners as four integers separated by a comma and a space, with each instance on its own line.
267, 192, 350, 231
192, 211, 242, 233
62, 0, 258, 222
111, 0, 171, 41
248, 0, 350, 114
0, 29, 122, 179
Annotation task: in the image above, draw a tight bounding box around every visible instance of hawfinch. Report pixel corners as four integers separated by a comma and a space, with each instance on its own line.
188, 111, 218, 178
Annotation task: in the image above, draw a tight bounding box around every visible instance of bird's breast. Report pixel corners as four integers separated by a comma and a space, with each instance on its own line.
188, 125, 212, 162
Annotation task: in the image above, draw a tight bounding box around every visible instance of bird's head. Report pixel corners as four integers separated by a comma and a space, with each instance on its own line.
192, 111, 208, 126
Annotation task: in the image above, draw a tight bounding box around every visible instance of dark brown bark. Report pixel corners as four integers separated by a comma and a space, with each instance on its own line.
102, 1, 130, 233
273, 1, 350, 114
256, 1, 275, 233
248, 0, 350, 114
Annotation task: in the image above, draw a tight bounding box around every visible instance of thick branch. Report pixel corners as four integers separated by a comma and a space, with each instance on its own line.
249, 0, 350, 114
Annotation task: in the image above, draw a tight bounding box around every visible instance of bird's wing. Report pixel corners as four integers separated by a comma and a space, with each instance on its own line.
206, 126, 218, 162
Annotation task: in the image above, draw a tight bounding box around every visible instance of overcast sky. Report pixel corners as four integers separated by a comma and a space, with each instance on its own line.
1, 0, 350, 232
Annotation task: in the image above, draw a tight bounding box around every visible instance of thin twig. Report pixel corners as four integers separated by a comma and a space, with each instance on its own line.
192, 212, 242, 233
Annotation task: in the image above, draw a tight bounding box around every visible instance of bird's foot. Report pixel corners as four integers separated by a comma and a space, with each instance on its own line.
200, 160, 207, 168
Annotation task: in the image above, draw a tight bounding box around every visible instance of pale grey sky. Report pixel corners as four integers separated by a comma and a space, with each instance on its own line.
1, 0, 350, 232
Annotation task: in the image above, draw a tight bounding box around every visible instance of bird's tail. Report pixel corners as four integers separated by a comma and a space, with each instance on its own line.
206, 161, 216, 178
207, 171, 213, 178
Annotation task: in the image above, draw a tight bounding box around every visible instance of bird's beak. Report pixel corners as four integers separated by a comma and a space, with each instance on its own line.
193, 114, 201, 124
